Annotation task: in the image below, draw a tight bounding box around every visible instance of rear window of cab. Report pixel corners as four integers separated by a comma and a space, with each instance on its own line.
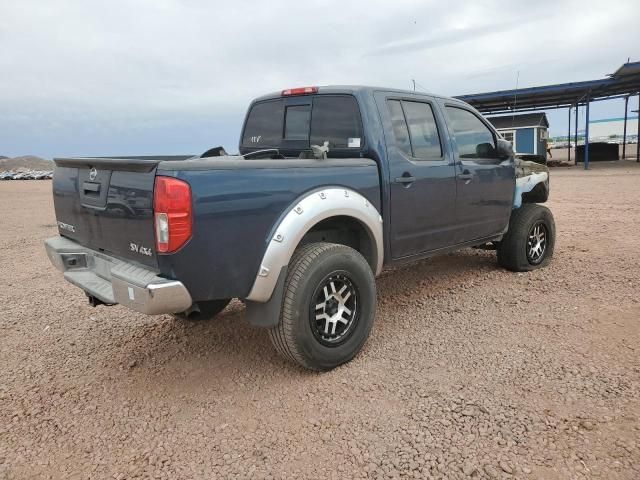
241, 95, 363, 152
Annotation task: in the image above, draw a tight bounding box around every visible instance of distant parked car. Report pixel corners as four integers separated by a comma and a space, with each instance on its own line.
13, 171, 38, 180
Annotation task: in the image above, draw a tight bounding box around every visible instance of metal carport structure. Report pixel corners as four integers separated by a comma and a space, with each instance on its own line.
456, 61, 640, 169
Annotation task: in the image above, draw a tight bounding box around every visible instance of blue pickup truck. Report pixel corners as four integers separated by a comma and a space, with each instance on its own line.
45, 85, 554, 370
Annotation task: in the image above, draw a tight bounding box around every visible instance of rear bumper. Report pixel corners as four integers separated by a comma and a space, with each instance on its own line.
44, 236, 192, 315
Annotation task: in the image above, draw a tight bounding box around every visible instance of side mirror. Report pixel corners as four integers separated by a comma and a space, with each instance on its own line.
496, 139, 514, 160
476, 142, 496, 157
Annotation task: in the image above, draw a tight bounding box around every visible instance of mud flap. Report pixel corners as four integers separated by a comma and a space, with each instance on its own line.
244, 267, 287, 328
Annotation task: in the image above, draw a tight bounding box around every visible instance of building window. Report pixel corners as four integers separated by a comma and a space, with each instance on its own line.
500, 130, 514, 145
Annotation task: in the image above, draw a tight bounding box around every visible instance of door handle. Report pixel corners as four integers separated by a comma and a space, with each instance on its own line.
394, 176, 416, 184
82, 181, 101, 194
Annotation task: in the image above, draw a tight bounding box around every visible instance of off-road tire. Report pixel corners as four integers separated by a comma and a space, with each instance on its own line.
269, 242, 376, 371
173, 299, 231, 321
497, 204, 555, 271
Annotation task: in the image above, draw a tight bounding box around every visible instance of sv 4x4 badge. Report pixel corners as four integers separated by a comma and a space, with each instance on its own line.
129, 242, 153, 256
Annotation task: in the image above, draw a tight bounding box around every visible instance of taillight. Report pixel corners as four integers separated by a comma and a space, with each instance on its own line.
153, 176, 192, 253
281, 86, 318, 96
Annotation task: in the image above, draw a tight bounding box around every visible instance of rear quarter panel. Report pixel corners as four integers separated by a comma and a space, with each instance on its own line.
156, 158, 380, 301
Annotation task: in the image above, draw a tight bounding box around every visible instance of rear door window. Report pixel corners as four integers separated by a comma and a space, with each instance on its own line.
386, 99, 442, 159
402, 101, 442, 158
387, 100, 412, 156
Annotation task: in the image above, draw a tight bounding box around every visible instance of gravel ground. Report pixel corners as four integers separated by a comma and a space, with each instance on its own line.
1, 161, 639, 479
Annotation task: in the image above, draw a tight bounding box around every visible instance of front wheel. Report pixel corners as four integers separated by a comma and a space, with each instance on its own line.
497, 204, 555, 271
269, 242, 377, 371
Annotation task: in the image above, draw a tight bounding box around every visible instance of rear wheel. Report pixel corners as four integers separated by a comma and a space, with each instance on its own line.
269, 242, 376, 371
497, 204, 555, 271
173, 299, 231, 321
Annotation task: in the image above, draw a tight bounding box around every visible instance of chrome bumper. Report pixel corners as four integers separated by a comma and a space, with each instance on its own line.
44, 236, 192, 315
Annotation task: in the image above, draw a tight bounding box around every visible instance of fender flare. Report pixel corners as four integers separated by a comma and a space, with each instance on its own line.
245, 187, 384, 303
513, 171, 548, 209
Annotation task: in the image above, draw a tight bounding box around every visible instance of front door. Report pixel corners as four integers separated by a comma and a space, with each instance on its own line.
375, 93, 458, 259
442, 104, 515, 243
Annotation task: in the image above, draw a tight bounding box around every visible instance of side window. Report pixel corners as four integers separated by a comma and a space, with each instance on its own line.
401, 101, 442, 158
387, 100, 412, 156
501, 131, 514, 146
445, 106, 497, 160
284, 105, 311, 140
310, 96, 363, 148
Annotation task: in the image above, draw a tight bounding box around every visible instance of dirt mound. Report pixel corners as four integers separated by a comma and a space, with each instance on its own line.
547, 159, 573, 167
0, 155, 53, 171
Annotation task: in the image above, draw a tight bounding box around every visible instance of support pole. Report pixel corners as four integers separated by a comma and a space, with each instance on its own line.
574, 104, 579, 165
636, 95, 639, 162
622, 96, 628, 159
567, 107, 571, 163
584, 96, 590, 170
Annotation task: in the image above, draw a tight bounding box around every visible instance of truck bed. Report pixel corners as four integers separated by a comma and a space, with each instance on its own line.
51, 155, 381, 300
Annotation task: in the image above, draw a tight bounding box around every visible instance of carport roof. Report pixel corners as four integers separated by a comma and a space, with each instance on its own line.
487, 112, 549, 130
456, 61, 640, 114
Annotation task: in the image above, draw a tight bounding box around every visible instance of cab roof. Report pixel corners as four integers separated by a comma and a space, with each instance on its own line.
251, 85, 462, 104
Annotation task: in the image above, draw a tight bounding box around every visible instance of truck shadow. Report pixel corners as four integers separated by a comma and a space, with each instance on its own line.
375, 249, 498, 300
116, 249, 499, 392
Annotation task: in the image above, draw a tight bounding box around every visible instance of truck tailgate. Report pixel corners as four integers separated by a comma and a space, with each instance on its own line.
52, 157, 163, 269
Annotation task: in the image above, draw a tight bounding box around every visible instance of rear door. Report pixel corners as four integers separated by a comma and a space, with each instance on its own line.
441, 104, 514, 242
375, 92, 458, 258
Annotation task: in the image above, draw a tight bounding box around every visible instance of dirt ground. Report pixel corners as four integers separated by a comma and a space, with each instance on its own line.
1, 161, 639, 479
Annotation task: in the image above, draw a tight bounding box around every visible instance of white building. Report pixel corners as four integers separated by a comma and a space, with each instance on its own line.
589, 117, 638, 142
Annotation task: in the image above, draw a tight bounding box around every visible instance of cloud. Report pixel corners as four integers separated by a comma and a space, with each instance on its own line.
366, 17, 542, 57
0, 0, 638, 157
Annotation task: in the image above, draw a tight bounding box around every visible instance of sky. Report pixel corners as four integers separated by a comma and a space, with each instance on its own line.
1, 0, 639, 159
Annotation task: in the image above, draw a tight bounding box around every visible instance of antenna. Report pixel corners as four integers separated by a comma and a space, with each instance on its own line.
511, 70, 520, 128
